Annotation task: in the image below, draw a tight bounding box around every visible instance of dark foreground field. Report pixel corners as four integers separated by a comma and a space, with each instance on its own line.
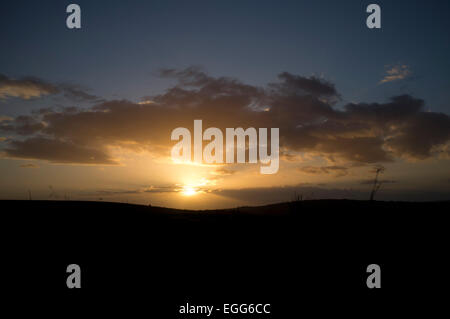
2, 199, 449, 316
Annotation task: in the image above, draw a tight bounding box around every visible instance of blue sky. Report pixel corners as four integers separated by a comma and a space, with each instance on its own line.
1, 0, 449, 115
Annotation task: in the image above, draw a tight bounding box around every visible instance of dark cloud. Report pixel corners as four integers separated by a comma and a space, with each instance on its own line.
58, 84, 102, 102
298, 165, 349, 177
344, 95, 423, 123
270, 72, 340, 101
385, 111, 450, 159
0, 115, 45, 135
159, 66, 212, 87
0, 67, 449, 166
4, 137, 117, 164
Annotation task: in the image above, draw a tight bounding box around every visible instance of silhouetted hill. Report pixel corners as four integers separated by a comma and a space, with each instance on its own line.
2, 198, 448, 217
2, 199, 449, 316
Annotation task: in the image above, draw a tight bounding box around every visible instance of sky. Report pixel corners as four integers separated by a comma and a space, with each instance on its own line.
0, 0, 449, 208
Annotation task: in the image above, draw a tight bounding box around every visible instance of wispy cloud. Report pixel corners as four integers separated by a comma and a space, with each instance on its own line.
19, 163, 39, 168
379, 64, 411, 84
0, 115, 13, 122
137, 100, 155, 105
0, 73, 101, 102
298, 165, 349, 177
96, 185, 180, 196
0, 74, 58, 99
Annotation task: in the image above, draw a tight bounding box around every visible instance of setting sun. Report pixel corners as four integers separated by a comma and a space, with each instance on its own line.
181, 186, 198, 196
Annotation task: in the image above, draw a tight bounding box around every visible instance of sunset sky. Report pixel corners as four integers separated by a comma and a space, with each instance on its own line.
1, 0, 449, 209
